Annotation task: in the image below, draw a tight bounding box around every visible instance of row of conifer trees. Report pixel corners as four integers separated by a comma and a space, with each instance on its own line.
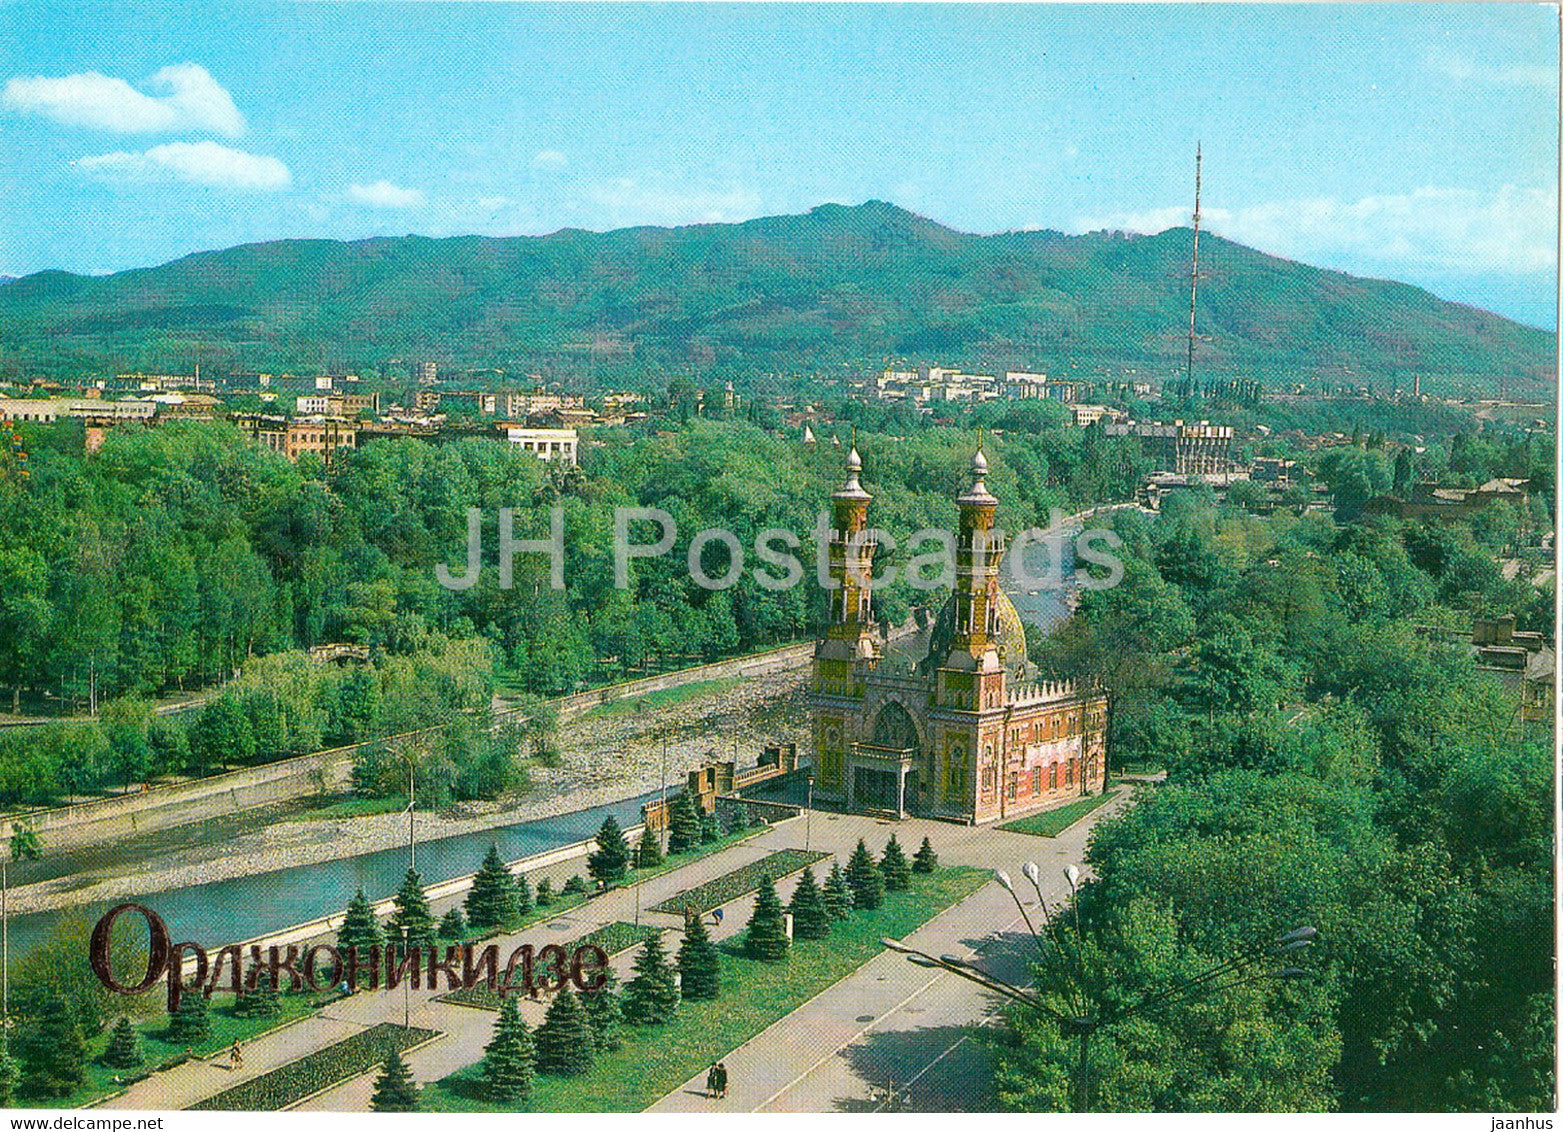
345, 794, 749, 964
370, 832, 940, 1109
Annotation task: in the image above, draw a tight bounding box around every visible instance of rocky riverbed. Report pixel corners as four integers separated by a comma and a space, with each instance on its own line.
8, 667, 809, 916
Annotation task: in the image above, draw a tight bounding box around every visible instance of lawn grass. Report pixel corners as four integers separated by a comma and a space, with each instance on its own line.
648, 848, 826, 916
997, 790, 1119, 838
577, 675, 744, 722
190, 1022, 438, 1111
422, 866, 990, 1112
29, 989, 335, 1108
284, 793, 411, 822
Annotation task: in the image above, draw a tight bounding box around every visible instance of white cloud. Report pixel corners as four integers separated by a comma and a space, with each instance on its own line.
77, 141, 290, 190
1426, 49, 1553, 90
584, 177, 763, 227
348, 180, 427, 208
3, 64, 244, 136
533, 150, 568, 169
1076, 185, 1557, 277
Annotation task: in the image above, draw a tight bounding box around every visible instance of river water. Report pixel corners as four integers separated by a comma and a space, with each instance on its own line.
6, 790, 656, 962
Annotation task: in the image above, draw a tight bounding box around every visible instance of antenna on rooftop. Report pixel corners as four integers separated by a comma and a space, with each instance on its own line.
1186, 143, 1203, 387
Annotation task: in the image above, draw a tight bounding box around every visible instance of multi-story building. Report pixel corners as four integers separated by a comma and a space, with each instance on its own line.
872, 367, 1000, 405
1069, 404, 1127, 427
0, 398, 158, 423
809, 445, 1108, 824
506, 426, 578, 465
118, 371, 216, 393
1106, 418, 1236, 476
296, 392, 380, 416
242, 415, 357, 462
1001, 372, 1050, 399
500, 390, 586, 418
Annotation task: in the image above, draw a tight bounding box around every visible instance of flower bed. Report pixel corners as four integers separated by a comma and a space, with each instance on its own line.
189, 1022, 438, 1111
648, 848, 827, 915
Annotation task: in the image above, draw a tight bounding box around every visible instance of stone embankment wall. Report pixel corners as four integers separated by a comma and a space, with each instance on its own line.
3, 639, 817, 853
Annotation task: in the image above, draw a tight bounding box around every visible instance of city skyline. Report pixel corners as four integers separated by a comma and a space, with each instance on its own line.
0, 2, 1556, 328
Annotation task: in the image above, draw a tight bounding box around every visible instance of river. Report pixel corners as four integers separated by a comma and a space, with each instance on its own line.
6, 789, 657, 962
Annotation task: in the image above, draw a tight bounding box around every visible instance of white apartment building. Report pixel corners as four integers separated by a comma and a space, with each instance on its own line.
506, 426, 578, 466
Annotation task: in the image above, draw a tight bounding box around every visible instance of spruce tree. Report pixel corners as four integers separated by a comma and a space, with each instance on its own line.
439, 906, 467, 939
676, 912, 721, 1000
101, 1017, 143, 1069
167, 989, 210, 1043
635, 828, 663, 869
587, 816, 631, 889
622, 932, 681, 1025
370, 1048, 420, 1112
666, 793, 701, 854
823, 860, 854, 920
912, 836, 939, 874
479, 994, 535, 1104
535, 878, 554, 906
466, 844, 518, 929
787, 866, 831, 940
337, 887, 384, 956
580, 967, 623, 1053
880, 834, 911, 892
744, 874, 790, 960
533, 989, 594, 1076
846, 839, 885, 910
17, 995, 84, 1098
513, 871, 535, 914
237, 960, 282, 1017
389, 867, 437, 954
698, 809, 721, 844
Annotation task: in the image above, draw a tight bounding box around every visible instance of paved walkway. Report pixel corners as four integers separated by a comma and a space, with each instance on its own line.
103, 786, 1133, 1112
651, 788, 1135, 1112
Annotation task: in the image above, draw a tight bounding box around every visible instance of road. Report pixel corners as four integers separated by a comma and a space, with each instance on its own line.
649, 789, 1134, 1113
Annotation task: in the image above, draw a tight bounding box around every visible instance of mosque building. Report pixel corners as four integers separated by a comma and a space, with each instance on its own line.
808, 444, 1109, 823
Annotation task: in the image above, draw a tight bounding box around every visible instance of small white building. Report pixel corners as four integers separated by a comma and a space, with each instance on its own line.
506, 426, 578, 466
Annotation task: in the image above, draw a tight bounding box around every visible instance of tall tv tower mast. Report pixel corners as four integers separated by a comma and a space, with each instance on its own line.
1186, 143, 1203, 387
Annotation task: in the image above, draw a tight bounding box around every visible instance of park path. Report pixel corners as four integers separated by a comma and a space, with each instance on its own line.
650, 788, 1136, 1113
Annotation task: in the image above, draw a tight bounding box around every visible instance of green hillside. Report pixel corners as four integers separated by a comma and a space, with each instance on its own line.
0, 201, 1551, 395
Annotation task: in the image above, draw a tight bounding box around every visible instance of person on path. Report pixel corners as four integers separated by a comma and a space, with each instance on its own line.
715, 1061, 729, 1099
705, 1063, 719, 1099
230, 1041, 243, 1071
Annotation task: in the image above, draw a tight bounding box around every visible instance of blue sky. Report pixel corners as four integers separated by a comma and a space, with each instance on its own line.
0, 2, 1556, 327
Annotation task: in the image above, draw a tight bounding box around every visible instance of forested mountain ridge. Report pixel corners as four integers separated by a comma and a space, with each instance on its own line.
0, 201, 1551, 394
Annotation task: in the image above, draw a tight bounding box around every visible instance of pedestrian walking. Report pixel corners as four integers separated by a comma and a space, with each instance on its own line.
715, 1061, 729, 1099
230, 1041, 243, 1070
705, 1062, 719, 1099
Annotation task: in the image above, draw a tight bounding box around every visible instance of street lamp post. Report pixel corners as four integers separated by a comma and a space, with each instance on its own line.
883, 864, 1316, 1113
391, 749, 418, 1028
2, 852, 8, 1033
805, 776, 815, 852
